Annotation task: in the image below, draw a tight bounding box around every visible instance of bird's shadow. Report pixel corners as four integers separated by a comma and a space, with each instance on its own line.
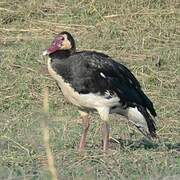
109, 137, 180, 151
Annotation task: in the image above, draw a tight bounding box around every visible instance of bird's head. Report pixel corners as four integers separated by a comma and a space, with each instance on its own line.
43, 31, 76, 56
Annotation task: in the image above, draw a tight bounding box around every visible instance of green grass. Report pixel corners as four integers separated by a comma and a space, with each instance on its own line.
0, 0, 180, 179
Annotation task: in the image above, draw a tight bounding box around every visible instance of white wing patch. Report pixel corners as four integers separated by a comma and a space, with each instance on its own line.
105, 90, 112, 99
105, 90, 111, 96
100, 72, 106, 78
127, 107, 149, 133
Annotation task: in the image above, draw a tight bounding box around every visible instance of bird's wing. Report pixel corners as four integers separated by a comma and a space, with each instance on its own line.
76, 52, 157, 117
51, 51, 156, 117
103, 53, 156, 117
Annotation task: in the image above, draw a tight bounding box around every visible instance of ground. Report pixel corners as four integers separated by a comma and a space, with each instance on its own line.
0, 0, 180, 179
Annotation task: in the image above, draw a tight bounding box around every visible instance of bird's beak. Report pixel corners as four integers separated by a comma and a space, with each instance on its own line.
43, 50, 49, 56
43, 43, 60, 56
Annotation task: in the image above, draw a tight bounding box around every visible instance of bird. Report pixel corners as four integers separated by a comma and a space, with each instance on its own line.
43, 31, 157, 152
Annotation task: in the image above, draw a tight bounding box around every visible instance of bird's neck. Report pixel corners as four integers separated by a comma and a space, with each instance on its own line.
49, 50, 73, 59
49, 46, 76, 59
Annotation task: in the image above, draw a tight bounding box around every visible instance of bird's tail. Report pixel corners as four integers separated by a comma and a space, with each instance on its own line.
127, 106, 157, 139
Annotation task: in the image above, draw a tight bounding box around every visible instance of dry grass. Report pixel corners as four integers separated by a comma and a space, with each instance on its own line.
0, 0, 180, 179
42, 86, 58, 180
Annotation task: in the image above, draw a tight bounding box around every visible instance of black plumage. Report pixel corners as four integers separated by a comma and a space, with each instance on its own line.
51, 51, 156, 115
43, 32, 157, 151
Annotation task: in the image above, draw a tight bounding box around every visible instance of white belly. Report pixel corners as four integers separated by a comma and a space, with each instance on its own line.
47, 58, 120, 109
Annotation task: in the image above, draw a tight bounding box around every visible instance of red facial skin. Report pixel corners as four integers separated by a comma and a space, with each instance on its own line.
46, 35, 64, 54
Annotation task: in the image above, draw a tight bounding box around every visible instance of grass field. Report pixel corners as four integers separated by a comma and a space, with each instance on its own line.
0, 0, 180, 179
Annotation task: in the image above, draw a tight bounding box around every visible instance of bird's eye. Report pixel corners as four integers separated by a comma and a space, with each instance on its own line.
60, 36, 64, 41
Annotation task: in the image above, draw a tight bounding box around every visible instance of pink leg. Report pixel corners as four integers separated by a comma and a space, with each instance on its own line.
101, 121, 110, 152
78, 116, 90, 151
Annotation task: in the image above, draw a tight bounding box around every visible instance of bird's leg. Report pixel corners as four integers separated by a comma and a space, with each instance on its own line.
78, 111, 90, 151
101, 121, 110, 152
97, 107, 110, 153
79, 116, 90, 151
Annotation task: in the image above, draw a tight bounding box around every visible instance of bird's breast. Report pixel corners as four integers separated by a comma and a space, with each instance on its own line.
47, 58, 82, 107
